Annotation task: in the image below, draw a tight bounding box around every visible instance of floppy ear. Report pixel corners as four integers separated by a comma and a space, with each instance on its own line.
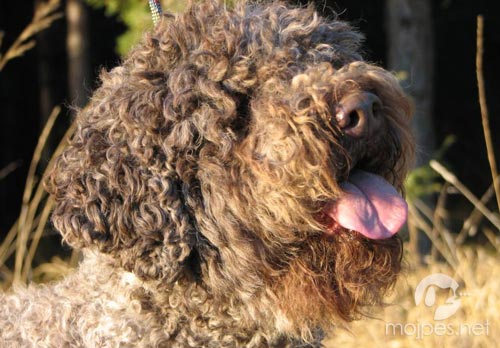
45, 62, 197, 283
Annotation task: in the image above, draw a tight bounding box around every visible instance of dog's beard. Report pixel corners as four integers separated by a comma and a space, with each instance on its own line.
271, 231, 402, 336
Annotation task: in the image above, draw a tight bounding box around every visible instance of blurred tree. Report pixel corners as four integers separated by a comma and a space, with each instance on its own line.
67, 0, 91, 109
386, 0, 435, 257
386, 0, 435, 167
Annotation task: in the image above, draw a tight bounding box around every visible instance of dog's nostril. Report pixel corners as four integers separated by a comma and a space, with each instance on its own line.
334, 92, 382, 138
347, 111, 360, 129
335, 108, 360, 130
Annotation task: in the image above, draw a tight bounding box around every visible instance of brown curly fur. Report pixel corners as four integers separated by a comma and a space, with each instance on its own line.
0, 1, 414, 347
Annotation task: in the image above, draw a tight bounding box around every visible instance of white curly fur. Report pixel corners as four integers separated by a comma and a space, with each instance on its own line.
1, 250, 306, 347
1, 252, 152, 347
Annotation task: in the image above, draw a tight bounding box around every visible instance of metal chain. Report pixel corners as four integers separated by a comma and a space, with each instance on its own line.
149, 0, 163, 26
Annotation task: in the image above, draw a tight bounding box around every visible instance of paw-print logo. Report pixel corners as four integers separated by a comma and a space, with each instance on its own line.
414, 273, 462, 321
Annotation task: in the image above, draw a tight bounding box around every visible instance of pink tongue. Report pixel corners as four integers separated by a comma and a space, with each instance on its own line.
325, 170, 408, 239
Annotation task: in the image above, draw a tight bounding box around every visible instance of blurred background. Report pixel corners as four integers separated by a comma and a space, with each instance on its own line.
1, 0, 499, 346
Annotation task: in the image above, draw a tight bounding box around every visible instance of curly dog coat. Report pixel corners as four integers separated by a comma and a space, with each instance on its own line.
1, 1, 414, 347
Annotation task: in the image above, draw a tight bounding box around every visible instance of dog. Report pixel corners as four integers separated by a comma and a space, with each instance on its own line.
0, 1, 414, 347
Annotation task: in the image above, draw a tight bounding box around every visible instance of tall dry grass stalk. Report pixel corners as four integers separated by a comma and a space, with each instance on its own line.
0, 0, 62, 72
0, 0, 74, 287
476, 15, 500, 214
14, 106, 60, 283
0, 0, 65, 195
0, 112, 77, 286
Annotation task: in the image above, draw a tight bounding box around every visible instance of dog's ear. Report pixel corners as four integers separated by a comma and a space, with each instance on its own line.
45, 64, 197, 283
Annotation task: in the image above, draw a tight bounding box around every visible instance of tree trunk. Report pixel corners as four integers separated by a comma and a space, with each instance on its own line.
386, 0, 435, 166
386, 0, 435, 256
66, 0, 90, 109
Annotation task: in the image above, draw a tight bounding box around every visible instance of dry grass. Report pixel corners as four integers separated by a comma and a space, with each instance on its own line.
0, 0, 62, 72
325, 246, 499, 347
0, 108, 77, 287
0, 0, 66, 287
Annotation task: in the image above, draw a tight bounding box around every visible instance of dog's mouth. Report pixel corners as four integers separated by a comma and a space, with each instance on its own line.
321, 170, 408, 240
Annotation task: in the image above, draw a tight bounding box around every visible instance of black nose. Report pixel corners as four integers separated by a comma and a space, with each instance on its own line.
334, 92, 382, 138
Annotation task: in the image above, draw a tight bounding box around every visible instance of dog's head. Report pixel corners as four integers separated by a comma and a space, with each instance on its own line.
46, 0, 413, 338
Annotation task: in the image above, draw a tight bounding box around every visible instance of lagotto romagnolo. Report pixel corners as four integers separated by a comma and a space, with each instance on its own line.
1, 1, 414, 347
